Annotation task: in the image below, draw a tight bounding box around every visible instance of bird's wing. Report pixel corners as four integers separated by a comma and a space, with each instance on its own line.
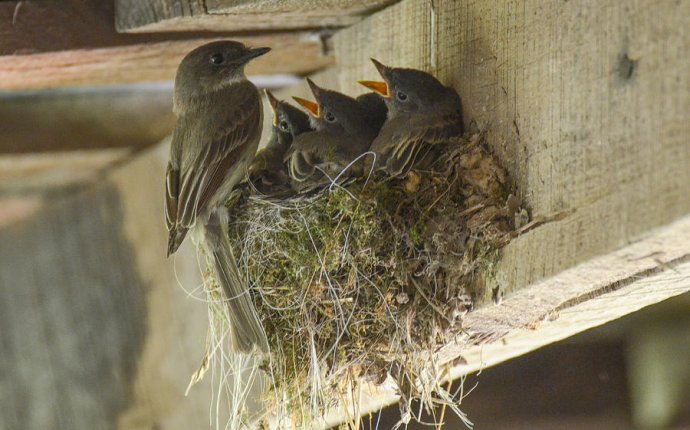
166, 82, 261, 232
287, 133, 322, 183
387, 116, 464, 177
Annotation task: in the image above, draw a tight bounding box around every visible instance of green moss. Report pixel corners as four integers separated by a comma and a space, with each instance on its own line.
224, 134, 519, 425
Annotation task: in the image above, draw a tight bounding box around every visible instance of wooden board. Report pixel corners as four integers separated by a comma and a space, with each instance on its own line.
0, 149, 131, 194
0, 0, 333, 90
259, 0, 690, 426
0, 34, 332, 91
0, 0, 224, 55
319, 215, 690, 427
0, 85, 174, 154
115, 0, 399, 33
332, 0, 690, 296
0, 143, 215, 430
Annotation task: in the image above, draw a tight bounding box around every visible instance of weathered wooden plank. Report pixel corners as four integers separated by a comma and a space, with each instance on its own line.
0, 0, 333, 90
251, 0, 690, 426
0, 143, 214, 430
115, 0, 399, 33
0, 85, 174, 154
333, 0, 690, 297
318, 215, 690, 427
0, 34, 332, 91
0, 150, 130, 194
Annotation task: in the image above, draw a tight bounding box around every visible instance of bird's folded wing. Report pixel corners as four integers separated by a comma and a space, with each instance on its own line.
166, 83, 261, 231
388, 117, 464, 176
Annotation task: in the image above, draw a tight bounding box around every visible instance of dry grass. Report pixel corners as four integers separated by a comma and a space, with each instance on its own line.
203, 133, 521, 428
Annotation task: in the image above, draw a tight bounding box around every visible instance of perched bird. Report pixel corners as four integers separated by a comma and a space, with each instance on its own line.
359, 59, 464, 177
286, 79, 379, 190
165, 40, 270, 353
246, 90, 311, 195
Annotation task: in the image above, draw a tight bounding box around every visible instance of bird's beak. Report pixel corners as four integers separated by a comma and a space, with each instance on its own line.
358, 58, 392, 97
358, 80, 389, 97
264, 89, 280, 125
306, 78, 323, 100
293, 97, 320, 117
244, 46, 271, 61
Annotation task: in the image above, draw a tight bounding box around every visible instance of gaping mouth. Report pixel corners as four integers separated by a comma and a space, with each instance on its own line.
293, 97, 320, 117
358, 58, 392, 97
357, 80, 389, 97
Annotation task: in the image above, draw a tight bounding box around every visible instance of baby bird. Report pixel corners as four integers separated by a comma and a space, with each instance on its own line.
247, 90, 311, 195
286, 79, 379, 190
359, 59, 464, 177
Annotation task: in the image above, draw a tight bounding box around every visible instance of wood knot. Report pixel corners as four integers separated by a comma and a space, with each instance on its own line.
618, 52, 638, 81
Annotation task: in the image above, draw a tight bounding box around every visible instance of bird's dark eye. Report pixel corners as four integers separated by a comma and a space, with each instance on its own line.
324, 112, 336, 122
210, 53, 224, 65
396, 91, 408, 101
279, 120, 289, 131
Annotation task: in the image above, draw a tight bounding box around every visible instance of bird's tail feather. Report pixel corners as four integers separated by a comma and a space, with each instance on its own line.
167, 227, 189, 257
203, 212, 268, 354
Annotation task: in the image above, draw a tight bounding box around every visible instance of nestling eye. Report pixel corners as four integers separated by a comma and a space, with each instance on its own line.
210, 53, 224, 65
279, 120, 289, 131
324, 112, 336, 122
396, 91, 408, 101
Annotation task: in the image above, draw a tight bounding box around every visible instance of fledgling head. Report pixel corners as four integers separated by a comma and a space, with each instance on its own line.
293, 78, 375, 139
265, 90, 312, 147
174, 41, 270, 112
358, 59, 461, 118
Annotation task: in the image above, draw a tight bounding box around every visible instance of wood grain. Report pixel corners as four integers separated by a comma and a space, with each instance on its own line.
0, 0, 333, 90
116, 0, 399, 32
333, 0, 690, 296
317, 215, 690, 428
259, 0, 690, 426
0, 34, 332, 90
0, 85, 174, 154
0, 144, 214, 430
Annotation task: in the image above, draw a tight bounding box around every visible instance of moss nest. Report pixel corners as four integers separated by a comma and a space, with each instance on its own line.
219, 132, 522, 427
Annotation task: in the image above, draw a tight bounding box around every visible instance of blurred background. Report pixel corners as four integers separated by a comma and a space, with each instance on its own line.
1, 1, 689, 429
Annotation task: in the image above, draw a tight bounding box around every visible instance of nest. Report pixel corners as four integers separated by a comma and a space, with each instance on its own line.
204, 132, 522, 428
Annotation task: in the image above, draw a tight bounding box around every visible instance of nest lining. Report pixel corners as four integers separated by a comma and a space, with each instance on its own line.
207, 132, 521, 428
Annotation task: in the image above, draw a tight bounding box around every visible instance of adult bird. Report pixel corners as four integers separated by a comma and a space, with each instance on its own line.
286, 79, 379, 191
246, 90, 311, 195
165, 40, 270, 353
359, 59, 464, 177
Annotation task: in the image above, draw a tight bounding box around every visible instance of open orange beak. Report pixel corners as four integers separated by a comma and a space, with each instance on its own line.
357, 80, 389, 97
293, 96, 320, 117
264, 89, 280, 125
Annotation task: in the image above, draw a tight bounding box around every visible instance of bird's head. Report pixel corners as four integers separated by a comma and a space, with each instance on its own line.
265, 89, 311, 147
174, 41, 270, 110
358, 59, 461, 118
293, 79, 372, 138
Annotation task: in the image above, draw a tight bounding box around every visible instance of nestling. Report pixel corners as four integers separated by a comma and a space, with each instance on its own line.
247, 90, 311, 195
359, 59, 464, 177
286, 79, 379, 190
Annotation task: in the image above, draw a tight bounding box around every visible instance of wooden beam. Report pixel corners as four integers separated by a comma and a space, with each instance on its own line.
0, 85, 174, 154
0, 0, 333, 90
0, 0, 215, 55
115, 0, 399, 33
0, 150, 131, 195
332, 0, 690, 298
262, 0, 690, 426
319, 215, 690, 427
0, 143, 214, 430
0, 34, 332, 91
